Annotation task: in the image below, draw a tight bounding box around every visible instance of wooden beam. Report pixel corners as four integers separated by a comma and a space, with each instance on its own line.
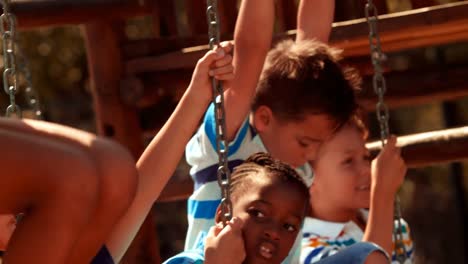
359, 64, 468, 111
126, 44, 208, 74
127, 62, 468, 111
330, 1, 468, 57
410, 0, 437, 9
157, 126, 468, 202
367, 126, 468, 168
122, 35, 212, 60
10, 0, 153, 28
125, 1, 468, 74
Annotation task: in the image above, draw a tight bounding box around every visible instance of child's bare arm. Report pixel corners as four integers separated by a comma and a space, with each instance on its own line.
364, 136, 407, 256
296, 0, 335, 42
105, 44, 234, 262
223, 0, 274, 141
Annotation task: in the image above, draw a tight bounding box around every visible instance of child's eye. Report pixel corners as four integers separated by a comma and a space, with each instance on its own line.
298, 140, 309, 148
343, 157, 353, 165
284, 223, 298, 233
248, 209, 265, 218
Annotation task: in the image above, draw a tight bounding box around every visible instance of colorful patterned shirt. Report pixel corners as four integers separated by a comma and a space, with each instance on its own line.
300, 210, 414, 264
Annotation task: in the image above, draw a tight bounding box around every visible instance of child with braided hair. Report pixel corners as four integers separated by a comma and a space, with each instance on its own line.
165, 152, 391, 264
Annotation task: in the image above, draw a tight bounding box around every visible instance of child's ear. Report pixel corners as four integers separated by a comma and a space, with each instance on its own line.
253, 105, 273, 132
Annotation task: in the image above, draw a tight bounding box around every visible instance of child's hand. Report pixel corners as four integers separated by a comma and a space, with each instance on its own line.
205, 217, 246, 264
371, 136, 407, 198
188, 41, 234, 104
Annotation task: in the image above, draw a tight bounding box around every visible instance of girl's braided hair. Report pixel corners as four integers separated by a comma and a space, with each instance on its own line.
229, 152, 309, 201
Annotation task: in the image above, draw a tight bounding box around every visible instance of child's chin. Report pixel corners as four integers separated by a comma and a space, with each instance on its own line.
244, 254, 281, 264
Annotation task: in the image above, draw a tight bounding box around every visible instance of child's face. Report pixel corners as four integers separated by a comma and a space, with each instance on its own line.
231, 177, 307, 264
311, 124, 371, 211
255, 109, 335, 168
0, 214, 16, 250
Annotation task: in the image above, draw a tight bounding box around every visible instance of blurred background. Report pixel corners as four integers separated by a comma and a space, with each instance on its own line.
1, 0, 468, 263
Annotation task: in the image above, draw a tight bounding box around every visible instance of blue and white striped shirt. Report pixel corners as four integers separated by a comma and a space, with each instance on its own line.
184, 104, 313, 263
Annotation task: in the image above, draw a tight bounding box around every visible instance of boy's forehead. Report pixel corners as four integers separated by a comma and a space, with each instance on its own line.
289, 114, 336, 137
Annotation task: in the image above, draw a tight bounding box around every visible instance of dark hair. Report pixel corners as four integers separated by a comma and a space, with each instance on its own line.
348, 108, 369, 140
229, 152, 309, 201
252, 39, 360, 127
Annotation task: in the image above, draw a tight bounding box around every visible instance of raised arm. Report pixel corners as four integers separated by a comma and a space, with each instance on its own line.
363, 136, 406, 256
296, 0, 335, 43
223, 0, 274, 141
105, 44, 234, 262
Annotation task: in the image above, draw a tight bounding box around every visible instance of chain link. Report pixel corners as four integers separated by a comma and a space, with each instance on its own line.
17, 45, 43, 119
365, 1, 408, 263
206, 0, 232, 224
1, 0, 42, 119
1, 0, 21, 118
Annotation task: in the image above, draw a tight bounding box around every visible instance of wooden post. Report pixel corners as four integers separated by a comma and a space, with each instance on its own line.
82, 20, 160, 264
82, 21, 143, 155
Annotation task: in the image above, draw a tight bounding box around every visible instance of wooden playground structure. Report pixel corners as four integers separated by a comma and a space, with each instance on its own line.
6, 0, 468, 262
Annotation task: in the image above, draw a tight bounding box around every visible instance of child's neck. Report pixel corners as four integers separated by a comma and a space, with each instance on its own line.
310, 197, 357, 223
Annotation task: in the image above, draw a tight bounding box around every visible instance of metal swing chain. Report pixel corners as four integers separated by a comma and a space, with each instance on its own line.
365, 1, 408, 263
1, 0, 42, 119
206, 0, 232, 224
1, 0, 20, 118
17, 46, 43, 119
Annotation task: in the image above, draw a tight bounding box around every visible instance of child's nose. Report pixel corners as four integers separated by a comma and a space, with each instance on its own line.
359, 162, 371, 178
264, 223, 281, 241
305, 149, 317, 162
